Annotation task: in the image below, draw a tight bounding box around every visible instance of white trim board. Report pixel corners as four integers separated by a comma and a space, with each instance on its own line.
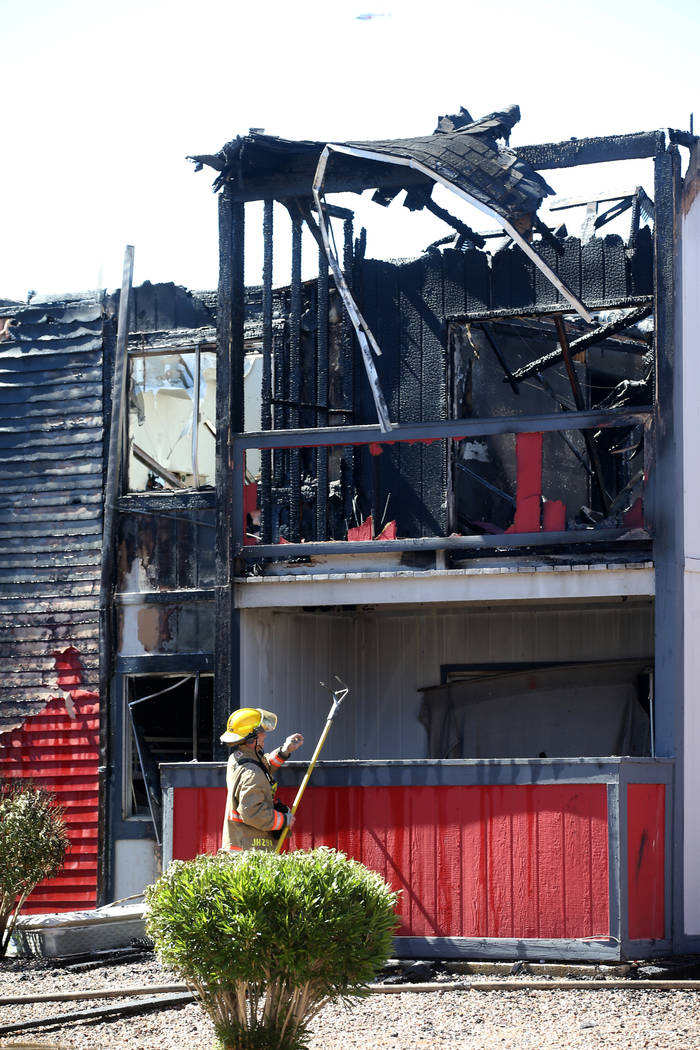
235, 564, 654, 609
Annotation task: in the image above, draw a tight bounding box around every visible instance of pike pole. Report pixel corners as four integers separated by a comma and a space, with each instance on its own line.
275, 677, 349, 853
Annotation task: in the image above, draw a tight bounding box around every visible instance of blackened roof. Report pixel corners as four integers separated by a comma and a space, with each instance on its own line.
190, 104, 554, 219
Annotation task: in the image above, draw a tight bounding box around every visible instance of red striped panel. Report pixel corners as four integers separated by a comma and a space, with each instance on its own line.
0, 692, 100, 913
173, 782, 609, 940
627, 783, 665, 940
171, 787, 225, 861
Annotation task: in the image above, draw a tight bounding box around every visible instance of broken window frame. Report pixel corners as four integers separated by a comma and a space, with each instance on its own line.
126, 342, 217, 492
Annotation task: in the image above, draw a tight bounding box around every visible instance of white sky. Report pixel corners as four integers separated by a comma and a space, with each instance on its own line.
1, 0, 698, 302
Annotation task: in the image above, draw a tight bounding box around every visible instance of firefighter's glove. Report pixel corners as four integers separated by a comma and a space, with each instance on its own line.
282, 733, 304, 755
272, 801, 294, 839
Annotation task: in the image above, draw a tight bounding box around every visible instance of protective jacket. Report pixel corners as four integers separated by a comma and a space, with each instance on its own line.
221, 742, 289, 852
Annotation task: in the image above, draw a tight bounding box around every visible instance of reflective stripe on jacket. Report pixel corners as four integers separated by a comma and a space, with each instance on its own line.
221, 744, 287, 852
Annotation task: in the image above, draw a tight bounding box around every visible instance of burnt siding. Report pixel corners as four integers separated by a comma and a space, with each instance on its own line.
0, 300, 105, 731
353, 234, 652, 536
355, 256, 449, 537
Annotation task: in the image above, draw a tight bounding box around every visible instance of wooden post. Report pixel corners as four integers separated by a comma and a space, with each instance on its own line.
215, 192, 245, 760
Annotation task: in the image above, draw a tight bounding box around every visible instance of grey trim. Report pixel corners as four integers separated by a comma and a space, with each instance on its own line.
240, 529, 647, 560
619, 761, 674, 785
618, 761, 674, 945
607, 782, 622, 947
665, 775, 674, 942
162, 784, 174, 871
159, 757, 673, 791
233, 406, 651, 451
392, 937, 623, 962
620, 937, 672, 960
651, 145, 685, 953
618, 777, 629, 946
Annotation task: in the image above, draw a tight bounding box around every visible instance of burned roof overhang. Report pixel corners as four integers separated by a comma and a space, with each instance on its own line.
190, 105, 553, 213
189, 125, 696, 203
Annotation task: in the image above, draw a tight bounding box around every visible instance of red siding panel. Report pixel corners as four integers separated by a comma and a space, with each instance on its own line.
173, 781, 610, 940
627, 783, 665, 940
172, 786, 225, 861
0, 692, 100, 913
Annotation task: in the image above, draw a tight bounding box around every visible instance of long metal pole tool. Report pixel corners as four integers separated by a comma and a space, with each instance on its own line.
275, 676, 349, 853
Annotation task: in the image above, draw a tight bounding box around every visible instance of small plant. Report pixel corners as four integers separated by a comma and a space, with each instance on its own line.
0, 780, 69, 957
146, 847, 399, 1050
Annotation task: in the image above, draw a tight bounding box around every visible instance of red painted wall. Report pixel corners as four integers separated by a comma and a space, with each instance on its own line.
0, 691, 100, 913
171, 782, 609, 939
627, 783, 665, 940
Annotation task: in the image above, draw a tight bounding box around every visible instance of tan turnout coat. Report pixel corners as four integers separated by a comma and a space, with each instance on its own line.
221, 743, 288, 852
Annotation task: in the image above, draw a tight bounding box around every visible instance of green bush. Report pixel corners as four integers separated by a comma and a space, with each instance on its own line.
0, 780, 69, 957
146, 847, 400, 1050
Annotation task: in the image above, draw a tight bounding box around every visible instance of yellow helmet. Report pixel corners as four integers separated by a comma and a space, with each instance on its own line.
220, 707, 277, 744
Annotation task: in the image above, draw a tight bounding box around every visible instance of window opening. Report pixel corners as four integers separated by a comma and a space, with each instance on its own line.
124, 673, 214, 837
421, 660, 653, 760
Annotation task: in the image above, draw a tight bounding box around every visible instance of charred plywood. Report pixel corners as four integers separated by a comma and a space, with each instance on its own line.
116, 506, 216, 592
0, 298, 105, 732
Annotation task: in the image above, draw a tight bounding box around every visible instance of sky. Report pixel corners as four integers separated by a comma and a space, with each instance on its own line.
2, 0, 698, 303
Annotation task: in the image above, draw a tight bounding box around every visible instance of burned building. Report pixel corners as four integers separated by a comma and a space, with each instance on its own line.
2, 104, 699, 960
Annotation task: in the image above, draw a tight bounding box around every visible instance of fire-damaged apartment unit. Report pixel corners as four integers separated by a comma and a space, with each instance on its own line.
3, 104, 700, 961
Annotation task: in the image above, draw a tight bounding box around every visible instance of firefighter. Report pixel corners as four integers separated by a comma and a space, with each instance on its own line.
220, 707, 304, 853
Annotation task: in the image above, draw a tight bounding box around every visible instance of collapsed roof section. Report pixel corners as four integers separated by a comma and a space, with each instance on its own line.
192, 104, 553, 221
193, 105, 596, 430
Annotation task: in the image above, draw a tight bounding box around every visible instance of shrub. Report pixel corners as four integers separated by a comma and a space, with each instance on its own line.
146, 847, 400, 1050
0, 780, 69, 957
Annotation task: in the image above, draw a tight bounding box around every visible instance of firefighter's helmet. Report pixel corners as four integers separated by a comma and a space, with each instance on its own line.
220, 707, 278, 744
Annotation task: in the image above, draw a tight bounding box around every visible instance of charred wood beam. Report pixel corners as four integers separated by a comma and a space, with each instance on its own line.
215, 191, 244, 760
553, 315, 611, 513
507, 303, 654, 384
260, 199, 273, 544
233, 406, 651, 451
418, 196, 486, 249
479, 325, 520, 395
515, 131, 667, 171
238, 527, 647, 560
225, 163, 435, 203
316, 246, 329, 541
456, 461, 515, 504
447, 295, 652, 325
593, 196, 633, 231
289, 212, 302, 542
341, 217, 356, 527
310, 200, 354, 220
531, 215, 565, 254
132, 445, 187, 489
550, 190, 635, 211
118, 492, 215, 512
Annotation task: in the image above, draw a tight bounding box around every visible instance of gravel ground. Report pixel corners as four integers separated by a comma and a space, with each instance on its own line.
2, 955, 700, 1050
